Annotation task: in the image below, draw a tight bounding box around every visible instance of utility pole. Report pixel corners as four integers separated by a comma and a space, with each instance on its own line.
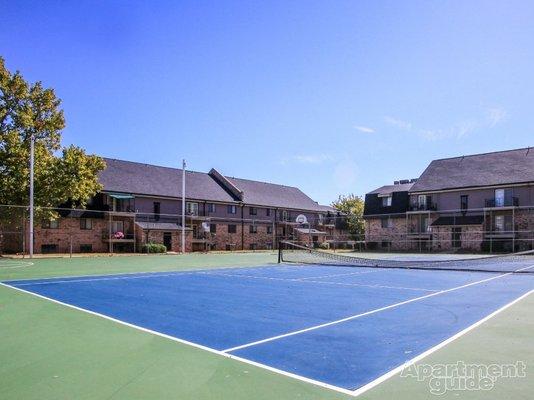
29, 134, 35, 258
181, 159, 186, 254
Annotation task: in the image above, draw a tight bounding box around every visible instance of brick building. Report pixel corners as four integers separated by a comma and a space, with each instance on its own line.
364, 147, 534, 252
13, 158, 346, 254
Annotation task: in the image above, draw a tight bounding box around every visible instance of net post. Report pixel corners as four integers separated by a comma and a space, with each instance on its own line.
277, 240, 282, 263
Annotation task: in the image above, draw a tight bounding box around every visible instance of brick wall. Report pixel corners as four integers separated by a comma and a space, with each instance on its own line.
431, 225, 483, 252
135, 225, 193, 253
365, 216, 408, 250
33, 218, 109, 253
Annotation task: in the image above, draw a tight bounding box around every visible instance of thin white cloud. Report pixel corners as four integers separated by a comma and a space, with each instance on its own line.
384, 107, 507, 141
354, 125, 375, 133
384, 116, 412, 131
487, 107, 507, 127
280, 154, 333, 165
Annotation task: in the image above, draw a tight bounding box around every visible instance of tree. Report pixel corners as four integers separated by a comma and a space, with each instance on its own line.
0, 57, 105, 211
331, 194, 365, 239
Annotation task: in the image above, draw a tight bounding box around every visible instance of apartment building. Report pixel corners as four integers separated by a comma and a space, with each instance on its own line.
364, 147, 534, 252
24, 158, 345, 254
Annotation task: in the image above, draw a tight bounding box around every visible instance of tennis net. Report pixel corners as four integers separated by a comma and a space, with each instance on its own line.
278, 241, 534, 274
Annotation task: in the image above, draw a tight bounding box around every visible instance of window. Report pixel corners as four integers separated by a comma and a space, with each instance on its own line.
381, 241, 391, 249
207, 203, 216, 213
227, 205, 237, 214
267, 225, 273, 234
80, 244, 92, 252
228, 224, 237, 233
420, 215, 429, 233
210, 223, 217, 233
153, 202, 161, 221
381, 217, 392, 229
266, 208, 271, 217
41, 244, 58, 253
418, 195, 427, 206
249, 225, 257, 234
282, 210, 289, 221
42, 219, 59, 229
111, 221, 124, 234
186, 202, 198, 216
460, 195, 469, 211
249, 207, 257, 215
225, 244, 233, 251
381, 196, 392, 207
494, 215, 507, 232
494, 189, 504, 207
249, 243, 257, 250
80, 218, 92, 230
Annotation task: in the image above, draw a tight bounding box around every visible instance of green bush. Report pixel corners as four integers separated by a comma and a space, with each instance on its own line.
141, 243, 167, 253
318, 242, 330, 250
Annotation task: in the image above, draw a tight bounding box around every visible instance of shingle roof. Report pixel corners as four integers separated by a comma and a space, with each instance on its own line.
99, 158, 328, 211
368, 182, 414, 195
410, 147, 534, 193
226, 176, 326, 210
99, 158, 234, 202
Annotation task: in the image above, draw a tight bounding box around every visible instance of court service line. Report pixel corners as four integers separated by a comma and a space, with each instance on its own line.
222, 266, 533, 353
0, 282, 358, 398
295, 270, 378, 280
351, 287, 534, 397
201, 271, 436, 292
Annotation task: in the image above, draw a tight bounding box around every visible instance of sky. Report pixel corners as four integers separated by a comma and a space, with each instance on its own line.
2, 1, 534, 205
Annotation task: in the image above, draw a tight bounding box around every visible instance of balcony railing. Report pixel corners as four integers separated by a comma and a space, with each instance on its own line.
484, 197, 519, 208
408, 226, 432, 234
409, 203, 437, 212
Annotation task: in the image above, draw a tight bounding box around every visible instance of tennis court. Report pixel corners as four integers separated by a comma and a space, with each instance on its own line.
3, 248, 534, 396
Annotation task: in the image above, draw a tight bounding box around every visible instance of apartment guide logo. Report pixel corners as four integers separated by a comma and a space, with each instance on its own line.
400, 361, 527, 395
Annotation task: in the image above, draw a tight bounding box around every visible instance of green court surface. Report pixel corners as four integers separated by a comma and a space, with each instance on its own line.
0, 253, 532, 399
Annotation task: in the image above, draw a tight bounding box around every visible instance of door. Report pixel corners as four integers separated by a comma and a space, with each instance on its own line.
163, 232, 172, 251
452, 227, 462, 248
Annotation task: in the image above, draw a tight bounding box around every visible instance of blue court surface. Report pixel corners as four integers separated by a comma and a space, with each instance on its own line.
4, 262, 534, 393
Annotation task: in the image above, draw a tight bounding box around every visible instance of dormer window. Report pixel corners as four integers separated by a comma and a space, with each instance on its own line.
381, 196, 392, 207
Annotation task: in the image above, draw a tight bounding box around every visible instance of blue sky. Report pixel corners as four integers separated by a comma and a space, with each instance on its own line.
2, 1, 534, 204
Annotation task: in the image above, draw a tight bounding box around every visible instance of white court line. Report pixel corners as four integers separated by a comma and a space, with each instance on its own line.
1, 262, 285, 284
5, 263, 294, 286
222, 266, 534, 353
352, 287, 534, 397
0, 260, 34, 269
10, 272, 202, 286
296, 270, 378, 280
202, 271, 437, 293
1, 266, 533, 397
0, 282, 357, 397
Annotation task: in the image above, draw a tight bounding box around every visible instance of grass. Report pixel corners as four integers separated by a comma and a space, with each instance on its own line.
0, 252, 532, 399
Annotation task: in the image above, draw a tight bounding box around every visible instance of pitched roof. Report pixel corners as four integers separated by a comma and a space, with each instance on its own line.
410, 147, 534, 193
99, 158, 328, 211
99, 158, 235, 202
368, 182, 414, 195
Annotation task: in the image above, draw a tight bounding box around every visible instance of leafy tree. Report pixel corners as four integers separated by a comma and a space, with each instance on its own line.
332, 194, 365, 239
0, 56, 105, 212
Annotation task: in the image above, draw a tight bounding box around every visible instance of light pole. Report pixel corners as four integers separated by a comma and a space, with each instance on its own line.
181, 159, 186, 254
29, 134, 35, 258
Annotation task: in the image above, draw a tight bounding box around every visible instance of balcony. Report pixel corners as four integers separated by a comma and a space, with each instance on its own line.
409, 203, 437, 212
407, 225, 432, 238
318, 217, 336, 227
102, 230, 135, 243
484, 197, 519, 208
